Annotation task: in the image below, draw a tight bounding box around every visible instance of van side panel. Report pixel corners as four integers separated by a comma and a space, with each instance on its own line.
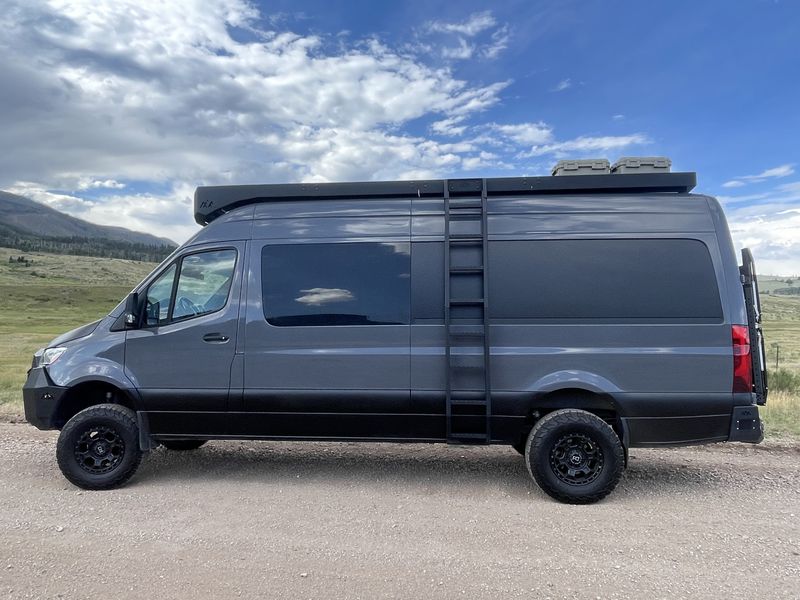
411, 193, 735, 446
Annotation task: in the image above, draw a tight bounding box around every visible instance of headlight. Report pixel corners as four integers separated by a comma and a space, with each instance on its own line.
41, 347, 67, 366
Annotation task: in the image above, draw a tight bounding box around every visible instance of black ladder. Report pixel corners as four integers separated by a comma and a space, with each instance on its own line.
444, 179, 491, 444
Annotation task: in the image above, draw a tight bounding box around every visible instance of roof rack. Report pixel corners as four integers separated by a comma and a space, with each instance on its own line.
194, 172, 697, 225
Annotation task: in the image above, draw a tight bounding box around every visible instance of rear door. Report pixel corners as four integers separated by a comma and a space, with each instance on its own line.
124, 243, 244, 434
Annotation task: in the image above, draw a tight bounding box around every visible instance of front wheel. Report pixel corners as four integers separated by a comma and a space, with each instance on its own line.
56, 404, 143, 490
525, 409, 624, 504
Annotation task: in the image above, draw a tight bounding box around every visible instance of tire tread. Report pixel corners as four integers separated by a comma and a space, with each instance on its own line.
56, 403, 143, 490
525, 409, 624, 504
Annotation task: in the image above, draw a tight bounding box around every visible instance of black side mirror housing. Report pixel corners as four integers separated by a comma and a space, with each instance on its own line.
123, 292, 142, 329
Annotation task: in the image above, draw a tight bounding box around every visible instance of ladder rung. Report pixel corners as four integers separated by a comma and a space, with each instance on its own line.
448, 235, 482, 243
450, 398, 487, 406
448, 200, 483, 210
450, 298, 484, 306
449, 354, 485, 368
448, 211, 482, 220
449, 324, 485, 337
449, 266, 483, 274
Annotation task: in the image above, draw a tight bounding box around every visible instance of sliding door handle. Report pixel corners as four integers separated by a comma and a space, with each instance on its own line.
202, 333, 230, 344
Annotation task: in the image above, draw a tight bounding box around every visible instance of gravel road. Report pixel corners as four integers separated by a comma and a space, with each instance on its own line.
0, 422, 798, 600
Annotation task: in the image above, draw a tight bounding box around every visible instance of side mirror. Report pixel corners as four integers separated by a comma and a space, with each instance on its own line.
123, 292, 141, 329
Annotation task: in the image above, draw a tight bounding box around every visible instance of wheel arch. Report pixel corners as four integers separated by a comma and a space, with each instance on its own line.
53, 380, 140, 429
515, 387, 629, 449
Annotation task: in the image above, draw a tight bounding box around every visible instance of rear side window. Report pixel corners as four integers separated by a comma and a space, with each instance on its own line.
489, 239, 722, 322
261, 243, 410, 326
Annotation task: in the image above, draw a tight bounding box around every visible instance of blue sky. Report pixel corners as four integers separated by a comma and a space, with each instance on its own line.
1, 0, 798, 273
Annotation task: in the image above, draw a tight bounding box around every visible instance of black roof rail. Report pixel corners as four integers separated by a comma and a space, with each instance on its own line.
194, 172, 697, 225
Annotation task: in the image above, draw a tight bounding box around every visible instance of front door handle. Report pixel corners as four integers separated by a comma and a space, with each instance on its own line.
202, 333, 230, 344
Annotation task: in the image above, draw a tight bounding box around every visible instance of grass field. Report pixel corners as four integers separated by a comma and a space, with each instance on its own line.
0, 248, 155, 410
1, 246, 798, 436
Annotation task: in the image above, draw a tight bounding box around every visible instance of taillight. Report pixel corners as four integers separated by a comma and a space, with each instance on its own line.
732, 325, 753, 393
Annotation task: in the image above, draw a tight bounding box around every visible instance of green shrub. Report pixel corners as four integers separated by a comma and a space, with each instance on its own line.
769, 368, 800, 392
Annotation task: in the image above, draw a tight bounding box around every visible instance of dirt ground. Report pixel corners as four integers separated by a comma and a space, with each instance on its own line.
0, 422, 798, 600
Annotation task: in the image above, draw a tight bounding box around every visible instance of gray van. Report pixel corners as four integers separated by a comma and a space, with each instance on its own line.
22, 158, 768, 503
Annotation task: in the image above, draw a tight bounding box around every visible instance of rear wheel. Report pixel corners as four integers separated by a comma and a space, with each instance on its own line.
160, 439, 207, 451
56, 404, 143, 490
525, 409, 624, 504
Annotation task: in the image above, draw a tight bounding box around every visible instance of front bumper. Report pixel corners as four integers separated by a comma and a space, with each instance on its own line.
22, 367, 66, 430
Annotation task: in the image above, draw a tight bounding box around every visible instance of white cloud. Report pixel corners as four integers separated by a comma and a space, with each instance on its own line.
0, 0, 516, 241
426, 11, 497, 36
7, 182, 198, 243
612, 114, 625, 121
461, 151, 504, 171
482, 26, 510, 59
717, 192, 770, 205
720, 182, 800, 276
777, 181, 800, 194
77, 179, 127, 190
728, 207, 800, 276
518, 134, 650, 158
423, 11, 509, 61
431, 116, 467, 136
722, 164, 795, 188
295, 288, 355, 306
551, 78, 572, 92
6, 183, 95, 213
442, 38, 474, 60
722, 180, 746, 188
749, 165, 795, 179
489, 122, 553, 145
0, 2, 655, 245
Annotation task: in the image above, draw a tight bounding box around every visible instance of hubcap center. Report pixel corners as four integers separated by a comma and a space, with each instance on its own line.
568, 450, 583, 465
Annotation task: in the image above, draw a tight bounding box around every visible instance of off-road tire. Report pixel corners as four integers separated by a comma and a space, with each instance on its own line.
56, 404, 143, 490
525, 409, 624, 504
160, 439, 207, 451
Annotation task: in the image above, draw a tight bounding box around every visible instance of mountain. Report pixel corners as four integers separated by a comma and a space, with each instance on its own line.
0, 191, 176, 247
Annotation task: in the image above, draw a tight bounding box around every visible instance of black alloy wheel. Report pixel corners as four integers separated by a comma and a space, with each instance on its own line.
524, 409, 624, 504
74, 424, 126, 474
548, 432, 604, 486
56, 404, 143, 490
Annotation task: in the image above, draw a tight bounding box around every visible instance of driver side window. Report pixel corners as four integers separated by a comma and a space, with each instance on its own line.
144, 249, 237, 327
172, 250, 237, 321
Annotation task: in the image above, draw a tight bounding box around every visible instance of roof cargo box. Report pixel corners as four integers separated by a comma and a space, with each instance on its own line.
552, 159, 611, 176
612, 157, 672, 174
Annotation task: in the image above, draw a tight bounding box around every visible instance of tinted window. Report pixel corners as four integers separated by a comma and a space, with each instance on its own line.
173, 250, 237, 320
489, 239, 722, 321
262, 243, 410, 326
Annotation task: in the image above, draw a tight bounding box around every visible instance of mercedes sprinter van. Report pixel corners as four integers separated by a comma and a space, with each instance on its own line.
23, 157, 768, 503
